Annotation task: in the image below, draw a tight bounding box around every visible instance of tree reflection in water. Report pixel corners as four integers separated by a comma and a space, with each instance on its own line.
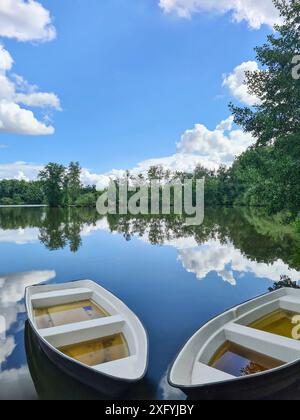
0, 206, 299, 272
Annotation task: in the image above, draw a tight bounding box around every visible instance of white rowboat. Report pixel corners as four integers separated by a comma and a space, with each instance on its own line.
26, 280, 148, 397
169, 288, 300, 400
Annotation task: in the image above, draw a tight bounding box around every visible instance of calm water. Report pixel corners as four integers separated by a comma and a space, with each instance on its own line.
0, 207, 300, 400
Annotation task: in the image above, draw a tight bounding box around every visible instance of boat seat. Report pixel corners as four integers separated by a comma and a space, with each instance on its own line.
41, 315, 125, 348
94, 356, 141, 380
225, 323, 300, 363
31, 288, 93, 308
279, 296, 300, 313
191, 362, 235, 385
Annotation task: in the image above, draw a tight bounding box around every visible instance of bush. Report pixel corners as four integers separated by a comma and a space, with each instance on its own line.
75, 193, 97, 207
0, 197, 15, 205
295, 216, 300, 233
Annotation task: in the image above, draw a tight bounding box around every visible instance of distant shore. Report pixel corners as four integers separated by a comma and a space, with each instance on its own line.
0, 205, 48, 208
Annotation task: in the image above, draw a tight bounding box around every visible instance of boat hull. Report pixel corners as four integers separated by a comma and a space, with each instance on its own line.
179, 360, 300, 400
29, 322, 137, 398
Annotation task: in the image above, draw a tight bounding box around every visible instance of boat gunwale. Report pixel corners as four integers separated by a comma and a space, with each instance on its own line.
168, 288, 300, 391
25, 279, 149, 384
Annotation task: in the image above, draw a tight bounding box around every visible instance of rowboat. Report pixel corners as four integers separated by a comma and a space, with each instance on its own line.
169, 288, 300, 400
25, 280, 148, 397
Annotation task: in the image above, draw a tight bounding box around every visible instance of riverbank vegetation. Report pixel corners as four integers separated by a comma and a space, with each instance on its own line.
0, 162, 102, 207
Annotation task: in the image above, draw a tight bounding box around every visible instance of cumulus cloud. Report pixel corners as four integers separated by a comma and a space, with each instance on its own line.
0, 270, 56, 306
0, 45, 60, 135
0, 366, 37, 400
223, 61, 261, 106
178, 239, 300, 286
176, 116, 254, 165
0, 44, 13, 71
0, 270, 56, 373
80, 117, 254, 189
0, 114, 254, 187
0, 100, 55, 135
159, 0, 281, 29
0, 161, 43, 180
0, 0, 56, 42
82, 220, 300, 287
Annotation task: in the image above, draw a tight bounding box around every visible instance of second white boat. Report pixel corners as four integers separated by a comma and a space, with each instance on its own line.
169, 288, 300, 400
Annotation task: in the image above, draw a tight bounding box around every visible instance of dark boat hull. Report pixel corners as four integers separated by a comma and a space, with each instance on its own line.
29, 323, 137, 399
177, 359, 300, 400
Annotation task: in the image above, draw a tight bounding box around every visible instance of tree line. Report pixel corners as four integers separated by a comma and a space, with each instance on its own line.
0, 162, 102, 208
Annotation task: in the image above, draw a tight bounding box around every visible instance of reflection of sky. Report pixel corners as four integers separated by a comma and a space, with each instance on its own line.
0, 270, 56, 399
0, 228, 39, 244
0, 220, 111, 245
106, 223, 300, 287
0, 216, 299, 399
177, 239, 300, 286
1, 220, 299, 288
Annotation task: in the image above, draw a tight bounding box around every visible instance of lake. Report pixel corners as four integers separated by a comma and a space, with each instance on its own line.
0, 207, 299, 400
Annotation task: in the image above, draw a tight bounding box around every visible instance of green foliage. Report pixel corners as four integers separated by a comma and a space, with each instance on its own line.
75, 193, 97, 207
0, 180, 45, 205
294, 217, 300, 233
39, 163, 67, 207
268, 275, 300, 292
38, 161, 96, 208
230, 0, 300, 145
66, 162, 83, 205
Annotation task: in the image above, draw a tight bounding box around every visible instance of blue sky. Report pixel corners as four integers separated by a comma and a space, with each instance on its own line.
0, 0, 279, 187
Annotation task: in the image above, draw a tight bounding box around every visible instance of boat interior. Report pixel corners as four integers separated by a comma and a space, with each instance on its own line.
28, 284, 145, 380
170, 288, 300, 387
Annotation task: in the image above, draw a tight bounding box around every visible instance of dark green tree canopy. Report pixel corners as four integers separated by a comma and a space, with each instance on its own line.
230, 0, 300, 145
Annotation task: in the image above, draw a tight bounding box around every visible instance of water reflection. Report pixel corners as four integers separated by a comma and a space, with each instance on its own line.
0, 207, 299, 400
0, 270, 56, 400
0, 207, 299, 281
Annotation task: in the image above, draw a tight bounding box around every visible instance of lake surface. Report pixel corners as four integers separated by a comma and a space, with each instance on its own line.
0, 207, 300, 400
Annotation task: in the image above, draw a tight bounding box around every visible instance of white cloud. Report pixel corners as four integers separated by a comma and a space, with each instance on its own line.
0, 44, 13, 71
0, 227, 40, 244
81, 168, 127, 190
81, 153, 224, 190
0, 0, 56, 42
86, 219, 300, 287
0, 270, 56, 306
0, 336, 15, 364
0, 270, 56, 372
0, 366, 37, 400
177, 239, 300, 286
0, 45, 60, 135
81, 118, 254, 189
0, 219, 110, 245
0, 161, 43, 180
0, 115, 254, 187
159, 0, 281, 29
223, 61, 261, 106
0, 100, 55, 135
176, 116, 255, 165
16, 92, 61, 110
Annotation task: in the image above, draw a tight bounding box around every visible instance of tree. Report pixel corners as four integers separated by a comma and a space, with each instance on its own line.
66, 162, 82, 205
39, 163, 67, 207
230, 0, 300, 145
